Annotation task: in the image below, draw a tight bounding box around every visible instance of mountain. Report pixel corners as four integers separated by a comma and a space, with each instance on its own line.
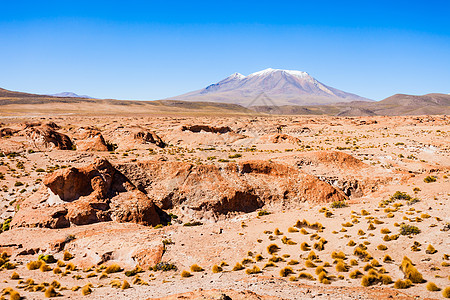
168, 68, 372, 106
47, 92, 93, 98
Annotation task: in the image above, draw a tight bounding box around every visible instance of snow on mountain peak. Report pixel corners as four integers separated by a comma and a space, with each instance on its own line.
247, 68, 310, 79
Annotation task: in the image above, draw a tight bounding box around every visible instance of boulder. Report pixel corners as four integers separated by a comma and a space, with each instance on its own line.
24, 124, 73, 150
73, 127, 108, 151
11, 158, 160, 228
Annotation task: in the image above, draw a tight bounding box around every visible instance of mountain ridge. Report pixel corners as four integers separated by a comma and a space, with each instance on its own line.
169, 68, 373, 106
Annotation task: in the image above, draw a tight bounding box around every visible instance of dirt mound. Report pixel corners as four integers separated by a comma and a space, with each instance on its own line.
117, 159, 346, 220
24, 123, 73, 150
181, 125, 232, 134
11, 158, 160, 228
73, 127, 108, 151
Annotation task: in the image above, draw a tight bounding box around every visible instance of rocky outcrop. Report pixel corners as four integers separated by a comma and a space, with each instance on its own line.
116, 159, 346, 220
0, 128, 17, 137
266, 133, 301, 144
24, 123, 73, 150
181, 125, 232, 134
104, 126, 166, 150
73, 127, 108, 151
11, 159, 160, 229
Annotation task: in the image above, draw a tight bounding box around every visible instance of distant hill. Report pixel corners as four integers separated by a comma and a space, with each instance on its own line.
1, 86, 448, 116
168, 68, 372, 106
46, 92, 93, 98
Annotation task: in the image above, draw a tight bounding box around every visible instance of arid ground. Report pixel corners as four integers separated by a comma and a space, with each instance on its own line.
0, 114, 449, 299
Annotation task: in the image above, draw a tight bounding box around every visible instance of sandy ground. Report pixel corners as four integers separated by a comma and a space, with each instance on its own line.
0, 114, 449, 299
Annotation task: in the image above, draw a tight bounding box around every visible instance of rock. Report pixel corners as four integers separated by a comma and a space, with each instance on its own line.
104, 126, 166, 150
116, 159, 346, 220
24, 124, 74, 150
73, 127, 108, 151
11, 158, 160, 228
181, 125, 233, 134
0, 128, 17, 137
267, 133, 301, 144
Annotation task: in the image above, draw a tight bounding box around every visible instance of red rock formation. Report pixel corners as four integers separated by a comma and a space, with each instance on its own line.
11, 159, 160, 228
24, 124, 73, 150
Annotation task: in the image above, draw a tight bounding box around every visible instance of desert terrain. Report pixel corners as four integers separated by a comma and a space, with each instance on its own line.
0, 113, 449, 300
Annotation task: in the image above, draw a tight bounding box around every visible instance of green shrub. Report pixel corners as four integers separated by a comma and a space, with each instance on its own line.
331, 200, 348, 208
257, 210, 270, 216
399, 224, 420, 235
104, 264, 122, 274
424, 176, 437, 183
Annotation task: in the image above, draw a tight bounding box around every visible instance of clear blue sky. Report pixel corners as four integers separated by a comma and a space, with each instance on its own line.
1, 0, 449, 101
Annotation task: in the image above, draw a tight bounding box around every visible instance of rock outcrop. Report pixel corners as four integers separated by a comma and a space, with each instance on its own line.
11, 158, 160, 228
117, 159, 346, 220
73, 127, 109, 151
181, 125, 232, 134
104, 126, 166, 150
24, 123, 73, 150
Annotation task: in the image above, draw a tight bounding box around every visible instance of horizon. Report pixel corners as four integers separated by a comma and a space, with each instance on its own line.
1, 0, 449, 101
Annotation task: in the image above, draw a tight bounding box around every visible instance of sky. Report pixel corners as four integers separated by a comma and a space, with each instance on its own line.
0, 0, 449, 101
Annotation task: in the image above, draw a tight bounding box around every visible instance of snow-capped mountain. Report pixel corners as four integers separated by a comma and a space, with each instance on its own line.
168, 68, 372, 106
47, 92, 93, 98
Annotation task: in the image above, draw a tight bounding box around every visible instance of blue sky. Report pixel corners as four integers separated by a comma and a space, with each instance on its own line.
1, 0, 449, 101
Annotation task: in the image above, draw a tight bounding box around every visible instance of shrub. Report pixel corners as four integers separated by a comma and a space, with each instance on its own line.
305, 260, 316, 268
380, 275, 392, 284
269, 256, 284, 263
427, 282, 441, 291
274, 228, 283, 235
267, 244, 280, 255
183, 221, 203, 227
40, 263, 52, 272
348, 240, 356, 246
391, 191, 411, 201
288, 227, 298, 233
212, 265, 222, 273
394, 279, 412, 289
257, 210, 270, 216
331, 200, 347, 208
57, 260, 66, 267
125, 266, 143, 277
10, 272, 20, 279
245, 265, 261, 275
104, 264, 122, 274
190, 264, 203, 272
27, 260, 43, 270
152, 262, 177, 271
263, 262, 276, 269
232, 263, 244, 271
377, 244, 388, 250
349, 269, 363, 279
63, 251, 73, 261
342, 222, 353, 227
9, 291, 21, 300
350, 259, 358, 266
400, 257, 424, 283
443, 287, 450, 298
298, 272, 315, 280
121, 280, 130, 289
336, 261, 348, 272
255, 254, 263, 261
331, 251, 346, 260
280, 267, 293, 277
81, 285, 92, 295
44, 286, 59, 297
371, 259, 380, 267
307, 251, 317, 260
424, 176, 437, 183
399, 224, 420, 235
241, 258, 253, 265
426, 244, 437, 254
318, 271, 328, 283
300, 242, 310, 251
383, 255, 392, 262
181, 270, 191, 278
288, 259, 299, 265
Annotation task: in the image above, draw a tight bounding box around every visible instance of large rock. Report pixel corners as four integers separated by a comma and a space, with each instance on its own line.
73, 127, 109, 151
11, 158, 160, 228
117, 159, 347, 220
24, 123, 73, 150
103, 125, 166, 150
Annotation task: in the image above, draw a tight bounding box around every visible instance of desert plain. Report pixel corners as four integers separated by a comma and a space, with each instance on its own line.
0, 113, 449, 300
